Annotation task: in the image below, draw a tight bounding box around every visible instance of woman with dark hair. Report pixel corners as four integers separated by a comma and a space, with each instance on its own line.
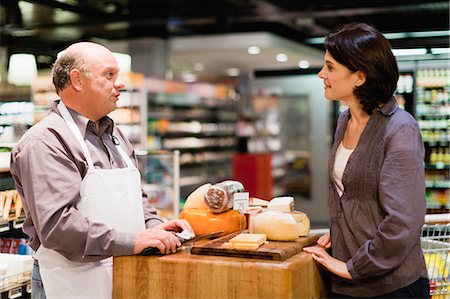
303, 23, 429, 298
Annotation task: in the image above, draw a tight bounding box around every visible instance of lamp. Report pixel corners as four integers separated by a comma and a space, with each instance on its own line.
112, 52, 132, 73
7, 53, 37, 86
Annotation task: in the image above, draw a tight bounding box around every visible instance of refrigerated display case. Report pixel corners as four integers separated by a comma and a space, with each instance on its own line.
136, 150, 180, 220
415, 63, 450, 210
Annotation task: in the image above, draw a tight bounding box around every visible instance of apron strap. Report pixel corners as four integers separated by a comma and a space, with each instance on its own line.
113, 139, 135, 168
57, 101, 95, 168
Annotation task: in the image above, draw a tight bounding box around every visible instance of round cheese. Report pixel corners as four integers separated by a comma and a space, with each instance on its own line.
183, 183, 211, 210
291, 211, 311, 237
250, 211, 298, 241
178, 208, 247, 236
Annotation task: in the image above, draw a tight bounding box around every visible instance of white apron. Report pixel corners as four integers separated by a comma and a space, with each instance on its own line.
34, 101, 145, 299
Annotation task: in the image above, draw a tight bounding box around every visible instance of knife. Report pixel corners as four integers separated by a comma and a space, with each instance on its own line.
141, 230, 224, 256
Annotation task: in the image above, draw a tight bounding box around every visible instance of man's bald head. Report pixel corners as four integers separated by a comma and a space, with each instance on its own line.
52, 42, 112, 94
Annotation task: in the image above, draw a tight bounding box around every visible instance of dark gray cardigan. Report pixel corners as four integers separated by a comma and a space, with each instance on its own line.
328, 97, 428, 297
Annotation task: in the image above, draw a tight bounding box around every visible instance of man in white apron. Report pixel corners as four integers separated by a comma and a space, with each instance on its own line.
10, 42, 193, 299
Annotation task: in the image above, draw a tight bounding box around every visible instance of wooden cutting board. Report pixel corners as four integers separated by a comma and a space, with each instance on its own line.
191, 231, 319, 261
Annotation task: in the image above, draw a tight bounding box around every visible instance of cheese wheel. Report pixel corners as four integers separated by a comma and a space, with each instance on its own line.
291, 211, 311, 237
250, 211, 298, 241
178, 208, 247, 236
183, 183, 211, 210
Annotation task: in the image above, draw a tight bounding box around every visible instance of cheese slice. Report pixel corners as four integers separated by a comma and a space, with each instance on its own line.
250, 211, 298, 241
232, 243, 262, 250
229, 233, 267, 245
267, 196, 294, 213
249, 197, 269, 207
223, 233, 267, 250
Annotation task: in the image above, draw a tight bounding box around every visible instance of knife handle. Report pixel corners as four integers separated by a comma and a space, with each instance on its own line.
141, 247, 161, 256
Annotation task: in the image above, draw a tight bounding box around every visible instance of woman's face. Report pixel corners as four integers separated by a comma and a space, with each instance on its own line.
318, 50, 361, 103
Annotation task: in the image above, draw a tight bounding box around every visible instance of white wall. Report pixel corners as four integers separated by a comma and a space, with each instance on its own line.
251, 74, 332, 225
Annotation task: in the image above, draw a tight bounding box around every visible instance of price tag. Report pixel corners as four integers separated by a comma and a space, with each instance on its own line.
233, 192, 249, 213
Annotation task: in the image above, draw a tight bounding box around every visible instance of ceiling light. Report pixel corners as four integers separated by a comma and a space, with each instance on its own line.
431, 48, 450, 55
276, 53, 288, 62
7, 53, 37, 86
409, 30, 450, 38
194, 62, 204, 71
226, 68, 240, 77
392, 48, 427, 56
247, 46, 261, 55
298, 60, 310, 69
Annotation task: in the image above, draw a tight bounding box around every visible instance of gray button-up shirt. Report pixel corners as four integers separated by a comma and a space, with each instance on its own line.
10, 100, 163, 262
328, 97, 428, 297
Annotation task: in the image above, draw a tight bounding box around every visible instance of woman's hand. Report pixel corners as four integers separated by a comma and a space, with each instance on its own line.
317, 232, 331, 249
303, 245, 352, 280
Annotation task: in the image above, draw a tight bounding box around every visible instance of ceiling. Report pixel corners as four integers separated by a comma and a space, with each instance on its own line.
1, 0, 449, 81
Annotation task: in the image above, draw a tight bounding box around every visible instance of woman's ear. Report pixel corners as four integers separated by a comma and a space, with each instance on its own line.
69, 69, 83, 92
355, 71, 366, 87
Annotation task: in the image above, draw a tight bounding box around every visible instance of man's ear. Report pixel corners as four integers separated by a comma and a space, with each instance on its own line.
69, 69, 83, 92
355, 71, 366, 87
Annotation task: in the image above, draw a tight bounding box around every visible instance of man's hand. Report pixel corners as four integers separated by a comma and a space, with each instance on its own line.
133, 219, 194, 255
303, 245, 352, 280
154, 219, 194, 234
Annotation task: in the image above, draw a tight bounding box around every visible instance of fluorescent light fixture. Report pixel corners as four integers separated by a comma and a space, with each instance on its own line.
276, 53, 288, 62
392, 48, 427, 56
298, 60, 310, 69
431, 48, 450, 55
226, 68, 240, 76
304, 37, 325, 44
248, 46, 261, 55
112, 52, 131, 73
410, 30, 450, 38
7, 53, 38, 86
305, 30, 450, 44
383, 32, 408, 39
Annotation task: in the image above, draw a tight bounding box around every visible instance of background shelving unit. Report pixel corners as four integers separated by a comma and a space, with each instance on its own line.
415, 66, 450, 210
145, 78, 238, 202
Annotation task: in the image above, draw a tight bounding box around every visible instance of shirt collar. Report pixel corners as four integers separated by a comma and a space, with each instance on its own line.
53, 100, 115, 137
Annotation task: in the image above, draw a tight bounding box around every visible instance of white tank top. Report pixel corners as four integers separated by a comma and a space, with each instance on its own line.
333, 142, 354, 196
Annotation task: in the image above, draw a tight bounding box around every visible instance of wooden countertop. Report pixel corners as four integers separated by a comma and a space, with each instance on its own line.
113, 246, 327, 299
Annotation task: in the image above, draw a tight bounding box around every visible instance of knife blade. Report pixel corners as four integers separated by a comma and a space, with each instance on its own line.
180, 230, 224, 245
141, 230, 224, 256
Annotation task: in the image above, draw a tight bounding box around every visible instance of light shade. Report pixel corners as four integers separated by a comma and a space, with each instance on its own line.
7, 53, 38, 86
112, 52, 132, 73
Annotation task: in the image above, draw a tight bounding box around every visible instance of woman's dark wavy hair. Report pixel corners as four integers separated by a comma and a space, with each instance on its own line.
324, 22, 399, 114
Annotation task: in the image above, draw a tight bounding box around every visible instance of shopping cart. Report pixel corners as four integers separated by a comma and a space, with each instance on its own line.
422, 221, 450, 299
